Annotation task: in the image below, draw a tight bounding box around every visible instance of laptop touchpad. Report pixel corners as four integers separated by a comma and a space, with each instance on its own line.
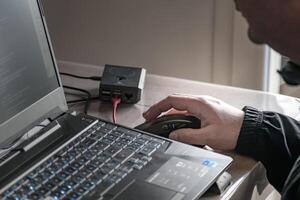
114, 181, 184, 200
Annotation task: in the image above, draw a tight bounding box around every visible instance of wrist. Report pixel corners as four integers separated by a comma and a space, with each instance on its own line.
235, 106, 263, 153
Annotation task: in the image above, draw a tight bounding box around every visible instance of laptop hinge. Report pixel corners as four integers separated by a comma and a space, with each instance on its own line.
22, 121, 61, 152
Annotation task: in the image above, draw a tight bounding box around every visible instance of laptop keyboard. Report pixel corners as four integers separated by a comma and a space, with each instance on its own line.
1, 121, 165, 200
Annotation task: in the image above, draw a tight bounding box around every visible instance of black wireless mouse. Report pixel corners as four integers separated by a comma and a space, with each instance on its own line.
135, 114, 201, 138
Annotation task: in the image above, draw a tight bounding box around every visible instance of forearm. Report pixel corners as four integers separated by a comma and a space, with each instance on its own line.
235, 106, 300, 192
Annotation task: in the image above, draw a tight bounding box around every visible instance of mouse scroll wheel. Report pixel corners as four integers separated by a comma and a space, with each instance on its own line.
161, 122, 185, 131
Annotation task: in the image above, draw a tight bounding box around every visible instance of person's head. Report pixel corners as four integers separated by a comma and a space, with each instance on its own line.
234, 0, 300, 64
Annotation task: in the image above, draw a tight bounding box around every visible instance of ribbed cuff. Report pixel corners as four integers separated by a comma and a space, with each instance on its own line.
235, 106, 264, 154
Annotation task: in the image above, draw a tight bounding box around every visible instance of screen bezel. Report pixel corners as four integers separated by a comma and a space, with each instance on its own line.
0, 0, 68, 148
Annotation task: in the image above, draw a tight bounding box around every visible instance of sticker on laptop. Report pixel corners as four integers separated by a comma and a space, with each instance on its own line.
202, 159, 218, 168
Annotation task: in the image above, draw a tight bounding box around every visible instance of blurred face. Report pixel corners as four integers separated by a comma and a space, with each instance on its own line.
234, 0, 300, 63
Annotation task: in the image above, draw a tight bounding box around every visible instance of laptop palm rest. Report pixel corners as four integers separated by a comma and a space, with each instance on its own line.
114, 181, 184, 200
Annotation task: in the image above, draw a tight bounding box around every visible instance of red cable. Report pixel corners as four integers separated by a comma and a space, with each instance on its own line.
112, 97, 121, 123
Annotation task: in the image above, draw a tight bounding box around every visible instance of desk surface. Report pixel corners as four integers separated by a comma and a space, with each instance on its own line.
59, 61, 299, 200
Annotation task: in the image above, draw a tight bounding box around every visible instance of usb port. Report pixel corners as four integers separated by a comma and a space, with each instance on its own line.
113, 90, 122, 96
101, 90, 111, 96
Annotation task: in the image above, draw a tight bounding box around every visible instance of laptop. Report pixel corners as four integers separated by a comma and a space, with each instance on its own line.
0, 1, 233, 199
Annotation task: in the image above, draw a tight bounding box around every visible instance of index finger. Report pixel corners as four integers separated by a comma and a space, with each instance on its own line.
143, 95, 211, 120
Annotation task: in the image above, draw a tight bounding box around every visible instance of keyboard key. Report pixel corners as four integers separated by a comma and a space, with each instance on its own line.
94, 169, 107, 180
150, 137, 165, 145
124, 131, 140, 138
78, 169, 91, 179
106, 174, 121, 184
113, 140, 128, 148
14, 188, 27, 198
112, 170, 127, 179
57, 185, 71, 196
138, 145, 157, 156
89, 132, 104, 141
65, 166, 77, 175
29, 192, 41, 200
103, 123, 117, 130
106, 159, 121, 169
50, 176, 63, 185
133, 163, 145, 170
57, 171, 70, 180
82, 150, 95, 160
89, 174, 102, 185
134, 138, 148, 145
33, 174, 45, 184
82, 138, 97, 147
89, 147, 101, 155
76, 156, 89, 165
44, 181, 56, 191
21, 184, 34, 193
40, 169, 54, 180
100, 164, 115, 175
95, 121, 105, 128
72, 175, 84, 184
67, 150, 79, 159
65, 179, 78, 188
36, 186, 49, 196
95, 154, 110, 163
103, 146, 122, 157
86, 163, 98, 172
101, 138, 114, 145
61, 154, 75, 163
26, 179, 39, 190
70, 161, 82, 170
82, 180, 95, 191
115, 127, 130, 133
74, 186, 87, 196
118, 162, 134, 174
117, 138, 132, 145
66, 191, 81, 200
50, 189, 64, 199
120, 135, 135, 141
90, 157, 104, 167
139, 135, 153, 142
110, 131, 123, 138
114, 149, 134, 163
94, 141, 110, 151
147, 141, 162, 149
48, 163, 62, 173
98, 127, 112, 135
94, 180, 115, 197
105, 134, 119, 141
7, 194, 22, 200
126, 142, 143, 151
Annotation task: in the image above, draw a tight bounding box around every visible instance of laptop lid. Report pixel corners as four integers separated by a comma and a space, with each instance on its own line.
0, 0, 67, 149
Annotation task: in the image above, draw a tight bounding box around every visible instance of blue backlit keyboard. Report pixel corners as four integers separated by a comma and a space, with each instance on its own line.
1, 121, 164, 200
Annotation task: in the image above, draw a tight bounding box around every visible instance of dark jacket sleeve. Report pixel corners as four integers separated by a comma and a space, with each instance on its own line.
235, 106, 300, 192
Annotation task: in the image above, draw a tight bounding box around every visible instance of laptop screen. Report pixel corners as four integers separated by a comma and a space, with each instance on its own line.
0, 0, 66, 148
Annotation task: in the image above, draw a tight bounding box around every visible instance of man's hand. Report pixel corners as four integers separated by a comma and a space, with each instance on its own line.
143, 95, 245, 151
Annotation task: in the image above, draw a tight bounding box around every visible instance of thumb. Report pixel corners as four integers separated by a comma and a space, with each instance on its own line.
169, 126, 214, 146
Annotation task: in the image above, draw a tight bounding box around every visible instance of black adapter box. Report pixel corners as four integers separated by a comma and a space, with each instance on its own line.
99, 64, 146, 103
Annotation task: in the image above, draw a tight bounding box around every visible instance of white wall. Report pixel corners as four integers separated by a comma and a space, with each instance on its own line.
42, 0, 266, 90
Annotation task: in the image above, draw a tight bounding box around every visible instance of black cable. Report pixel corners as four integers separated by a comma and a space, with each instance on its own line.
67, 96, 99, 104
63, 85, 91, 114
60, 72, 102, 81
0, 124, 48, 150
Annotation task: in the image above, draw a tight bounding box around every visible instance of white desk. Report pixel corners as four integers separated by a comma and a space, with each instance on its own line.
59, 61, 300, 200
